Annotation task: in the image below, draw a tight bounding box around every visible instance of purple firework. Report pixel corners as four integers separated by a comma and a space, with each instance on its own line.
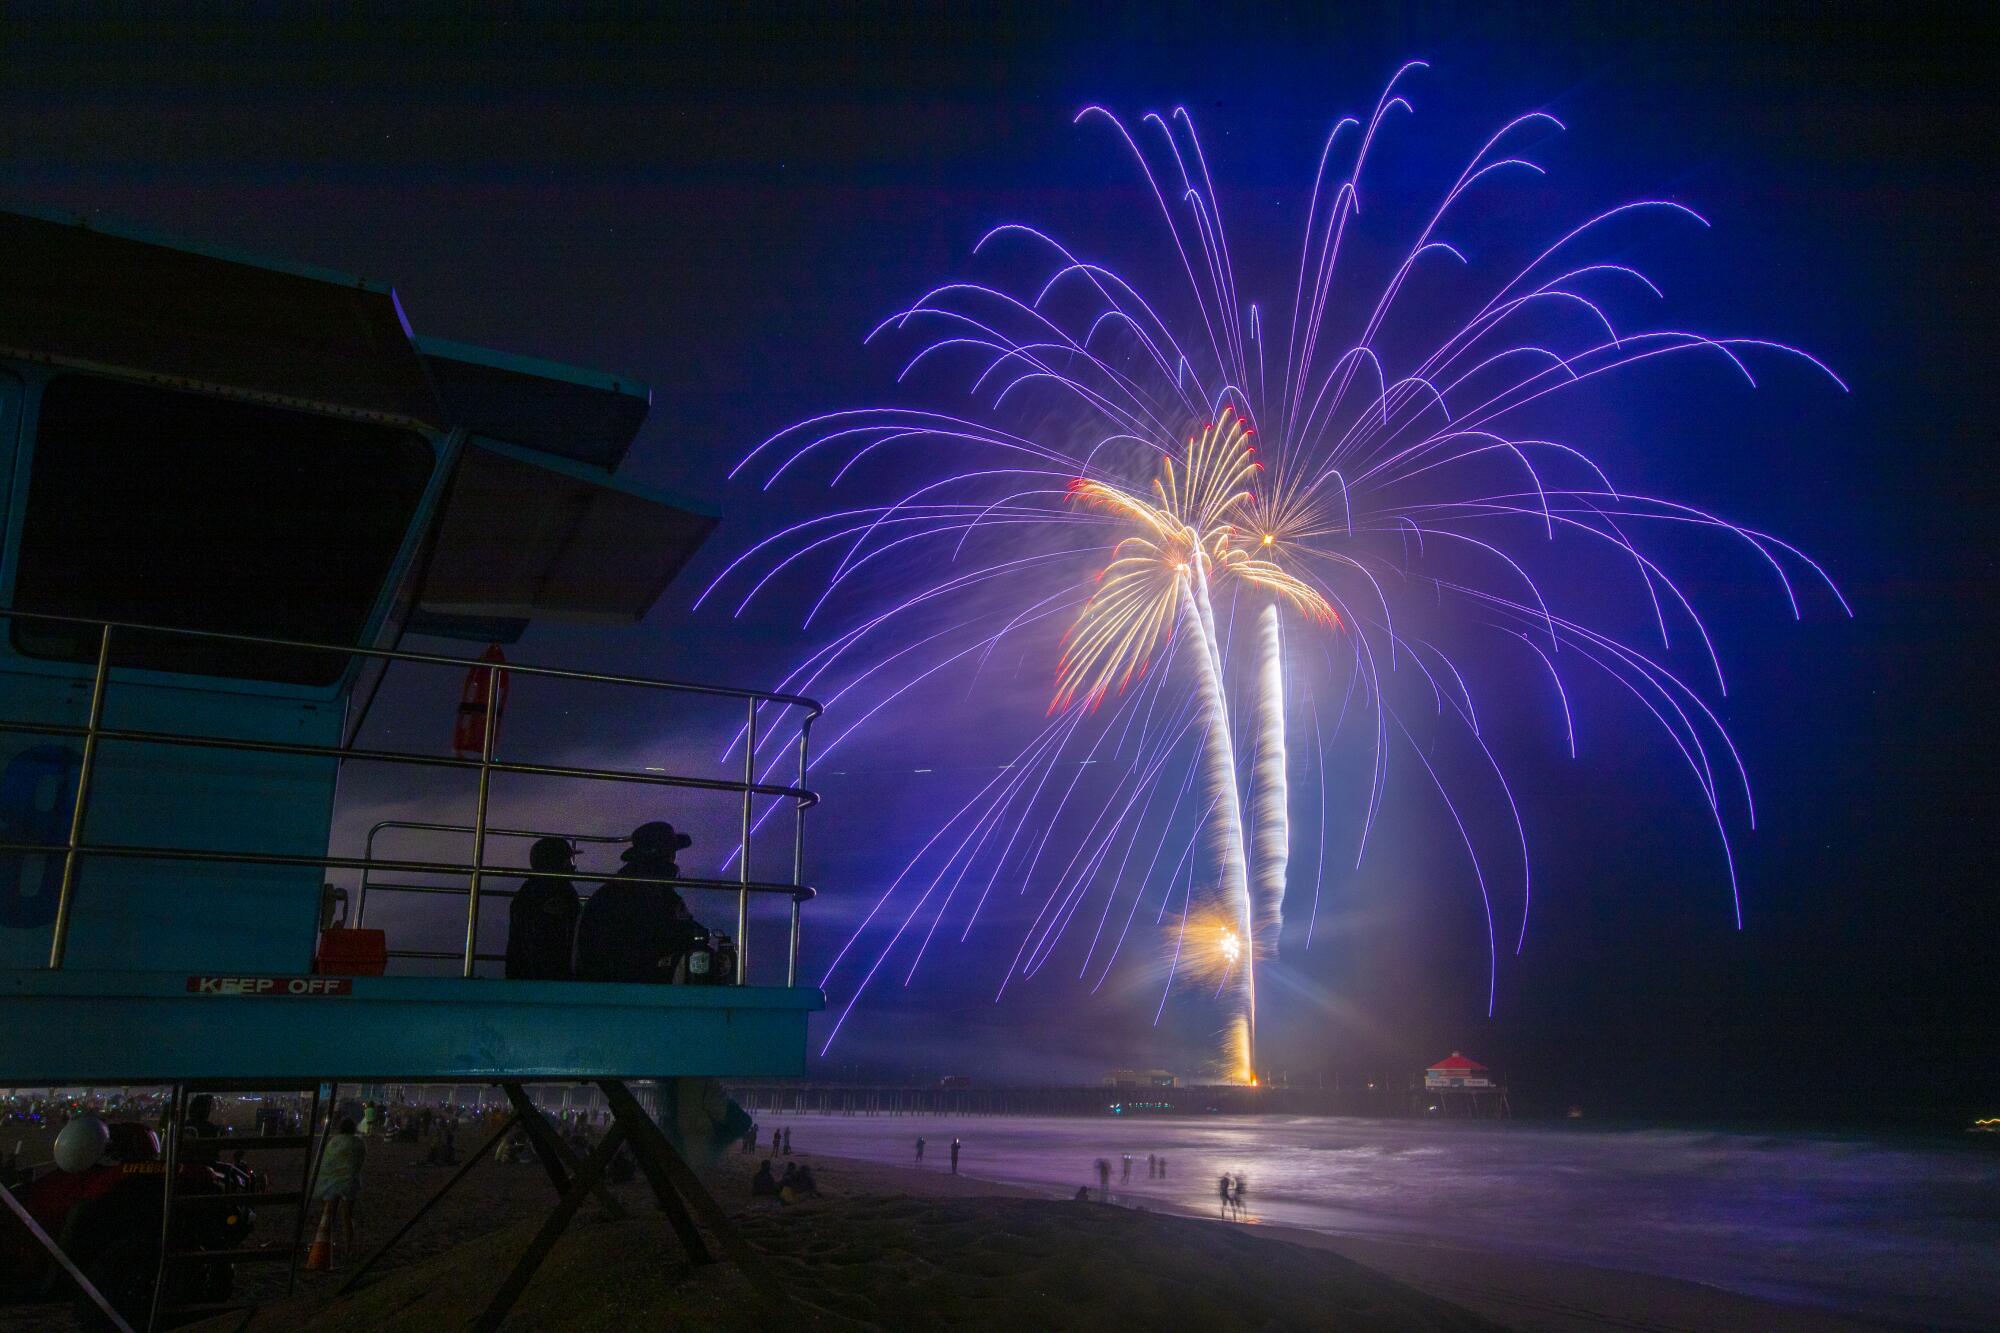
703, 63, 1849, 1078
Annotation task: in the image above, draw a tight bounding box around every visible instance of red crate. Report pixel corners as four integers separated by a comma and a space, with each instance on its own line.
313, 928, 387, 977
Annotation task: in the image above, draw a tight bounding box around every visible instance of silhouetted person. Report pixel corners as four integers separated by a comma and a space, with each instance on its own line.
1147, 1153, 1156, 1178
795, 1164, 819, 1196
1218, 1174, 1233, 1217
751, 1160, 778, 1197
313, 1118, 364, 1265
574, 822, 697, 982
1158, 1156, 1167, 1178
915, 1136, 925, 1163
506, 837, 580, 979
950, 1138, 961, 1173
1074, 1185, 1091, 1201
782, 1127, 792, 1155
772, 1125, 782, 1154
1096, 1158, 1110, 1191
1233, 1174, 1248, 1216
181, 1093, 220, 1165
1121, 1153, 1132, 1182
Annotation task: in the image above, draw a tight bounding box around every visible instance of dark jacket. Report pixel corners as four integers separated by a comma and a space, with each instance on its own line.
505, 875, 580, 980
573, 854, 699, 982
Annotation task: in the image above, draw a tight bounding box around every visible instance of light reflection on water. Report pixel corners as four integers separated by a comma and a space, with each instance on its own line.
773, 1112, 2000, 1329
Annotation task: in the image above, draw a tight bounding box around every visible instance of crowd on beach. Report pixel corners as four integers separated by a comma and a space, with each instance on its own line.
739, 1122, 828, 1204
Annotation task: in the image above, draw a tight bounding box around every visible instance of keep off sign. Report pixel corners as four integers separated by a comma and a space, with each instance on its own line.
185, 975, 353, 997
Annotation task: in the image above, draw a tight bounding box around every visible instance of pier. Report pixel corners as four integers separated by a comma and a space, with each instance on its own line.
727, 1079, 1509, 1119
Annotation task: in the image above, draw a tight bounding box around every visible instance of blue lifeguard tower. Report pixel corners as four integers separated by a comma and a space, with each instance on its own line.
0, 207, 821, 1327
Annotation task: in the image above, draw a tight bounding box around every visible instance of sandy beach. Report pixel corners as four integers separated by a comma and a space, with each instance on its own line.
4, 1129, 1900, 1332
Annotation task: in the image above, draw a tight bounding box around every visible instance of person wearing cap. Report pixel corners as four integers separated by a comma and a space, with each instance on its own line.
573, 821, 700, 982
505, 836, 581, 980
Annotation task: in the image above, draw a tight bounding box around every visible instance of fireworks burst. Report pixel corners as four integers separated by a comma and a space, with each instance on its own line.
705, 64, 1847, 1080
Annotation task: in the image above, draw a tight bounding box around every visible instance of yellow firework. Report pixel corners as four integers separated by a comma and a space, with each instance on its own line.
1165, 900, 1260, 1082
1053, 409, 1337, 712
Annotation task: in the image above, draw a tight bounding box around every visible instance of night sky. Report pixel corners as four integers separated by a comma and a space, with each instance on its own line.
4, 6, 1991, 1125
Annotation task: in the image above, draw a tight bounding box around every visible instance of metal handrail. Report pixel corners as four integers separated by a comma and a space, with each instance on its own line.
0, 608, 820, 984
0, 840, 817, 899
357, 820, 632, 925
0, 716, 818, 803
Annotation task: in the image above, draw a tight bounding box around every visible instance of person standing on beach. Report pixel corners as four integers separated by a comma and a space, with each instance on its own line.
782, 1127, 792, 1155
313, 1117, 364, 1264
1121, 1153, 1132, 1183
950, 1138, 961, 1173
1233, 1175, 1248, 1217
772, 1125, 782, 1154
1147, 1152, 1155, 1178
915, 1136, 925, 1163
1097, 1158, 1110, 1192
1158, 1156, 1166, 1178
1218, 1173, 1233, 1217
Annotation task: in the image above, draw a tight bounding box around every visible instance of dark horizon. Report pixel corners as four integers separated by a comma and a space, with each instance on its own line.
4, 5, 1992, 1130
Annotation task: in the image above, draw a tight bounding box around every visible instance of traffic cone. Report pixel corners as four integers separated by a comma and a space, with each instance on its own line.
304, 1203, 333, 1271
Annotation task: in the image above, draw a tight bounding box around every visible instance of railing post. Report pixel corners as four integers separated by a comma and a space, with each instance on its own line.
47, 624, 112, 970
788, 717, 811, 988
737, 700, 756, 984
463, 661, 503, 978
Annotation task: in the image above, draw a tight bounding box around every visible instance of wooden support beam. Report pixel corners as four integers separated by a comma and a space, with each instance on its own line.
596, 1080, 791, 1315
470, 1122, 627, 1333
500, 1083, 625, 1220
595, 1084, 710, 1266
339, 1112, 519, 1295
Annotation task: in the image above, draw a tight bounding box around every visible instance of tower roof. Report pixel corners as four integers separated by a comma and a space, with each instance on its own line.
1427, 1051, 1487, 1071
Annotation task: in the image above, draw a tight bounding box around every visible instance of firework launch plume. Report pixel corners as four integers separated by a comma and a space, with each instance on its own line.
708, 64, 1847, 1080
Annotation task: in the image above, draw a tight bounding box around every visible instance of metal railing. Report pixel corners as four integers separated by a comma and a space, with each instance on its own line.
0, 609, 820, 985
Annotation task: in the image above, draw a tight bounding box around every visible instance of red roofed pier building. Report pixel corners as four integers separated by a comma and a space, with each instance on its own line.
1423, 1052, 1510, 1118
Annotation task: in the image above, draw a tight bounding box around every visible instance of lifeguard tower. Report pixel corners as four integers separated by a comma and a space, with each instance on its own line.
0, 207, 821, 1328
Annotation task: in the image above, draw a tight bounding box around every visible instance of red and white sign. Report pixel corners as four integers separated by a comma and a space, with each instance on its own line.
185, 975, 353, 997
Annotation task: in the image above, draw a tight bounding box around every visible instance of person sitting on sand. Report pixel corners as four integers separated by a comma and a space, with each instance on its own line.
777, 1161, 801, 1204
1074, 1185, 1091, 1201
794, 1164, 819, 1197
425, 1122, 458, 1167
752, 1159, 779, 1198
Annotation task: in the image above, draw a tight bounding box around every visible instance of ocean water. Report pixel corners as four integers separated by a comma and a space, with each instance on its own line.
771, 1113, 1999, 1329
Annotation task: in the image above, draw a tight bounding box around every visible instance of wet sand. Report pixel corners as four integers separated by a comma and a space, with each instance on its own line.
4, 1132, 1895, 1331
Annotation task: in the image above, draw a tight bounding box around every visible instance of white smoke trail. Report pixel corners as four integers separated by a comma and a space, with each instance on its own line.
1249, 601, 1289, 957
1180, 562, 1255, 1082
